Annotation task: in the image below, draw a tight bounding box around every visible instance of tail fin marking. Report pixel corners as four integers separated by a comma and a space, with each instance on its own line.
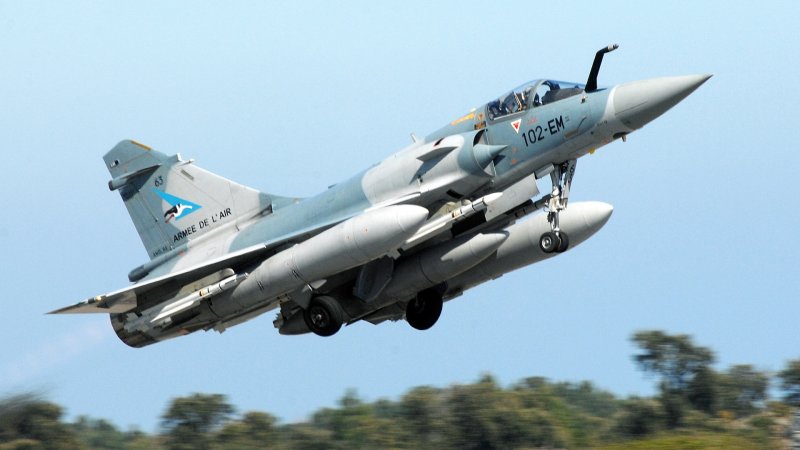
104, 140, 275, 260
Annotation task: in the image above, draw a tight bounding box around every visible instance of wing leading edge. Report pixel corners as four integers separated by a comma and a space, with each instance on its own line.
48, 243, 271, 314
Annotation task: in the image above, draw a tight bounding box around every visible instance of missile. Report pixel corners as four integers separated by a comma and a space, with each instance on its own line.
218, 204, 429, 317
403, 192, 502, 248
212, 301, 277, 333
445, 201, 613, 294
151, 274, 246, 323
123, 273, 247, 333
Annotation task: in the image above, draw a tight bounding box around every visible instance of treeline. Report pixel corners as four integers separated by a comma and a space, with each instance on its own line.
3, 330, 800, 449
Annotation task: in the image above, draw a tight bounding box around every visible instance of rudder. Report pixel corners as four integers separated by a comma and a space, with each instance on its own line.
104, 140, 279, 260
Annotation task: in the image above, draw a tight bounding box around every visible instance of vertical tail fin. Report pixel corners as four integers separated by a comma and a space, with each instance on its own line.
104, 140, 282, 260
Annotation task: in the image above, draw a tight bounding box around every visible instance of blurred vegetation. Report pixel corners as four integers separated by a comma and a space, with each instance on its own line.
2, 330, 799, 449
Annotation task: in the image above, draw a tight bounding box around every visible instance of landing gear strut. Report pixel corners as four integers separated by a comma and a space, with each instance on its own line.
539, 159, 576, 254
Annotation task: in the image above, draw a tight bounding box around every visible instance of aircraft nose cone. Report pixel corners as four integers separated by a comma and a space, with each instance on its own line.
614, 74, 711, 130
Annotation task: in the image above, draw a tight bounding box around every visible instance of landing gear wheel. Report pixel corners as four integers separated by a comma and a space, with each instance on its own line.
406, 289, 443, 331
303, 296, 344, 337
539, 231, 560, 254
556, 231, 570, 253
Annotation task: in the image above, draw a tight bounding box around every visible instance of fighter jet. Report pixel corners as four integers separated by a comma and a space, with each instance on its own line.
50, 45, 710, 347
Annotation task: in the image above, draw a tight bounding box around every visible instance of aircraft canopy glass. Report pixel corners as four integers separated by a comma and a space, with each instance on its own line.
487, 79, 586, 121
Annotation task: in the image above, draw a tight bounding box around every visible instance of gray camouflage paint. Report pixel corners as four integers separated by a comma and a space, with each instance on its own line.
53, 69, 711, 347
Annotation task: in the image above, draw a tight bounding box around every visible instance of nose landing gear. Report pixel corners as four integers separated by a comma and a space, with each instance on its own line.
539, 159, 576, 254
539, 230, 569, 253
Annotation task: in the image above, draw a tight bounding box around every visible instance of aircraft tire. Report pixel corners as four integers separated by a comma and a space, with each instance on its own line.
304, 296, 344, 337
406, 289, 443, 331
556, 231, 570, 253
539, 231, 560, 253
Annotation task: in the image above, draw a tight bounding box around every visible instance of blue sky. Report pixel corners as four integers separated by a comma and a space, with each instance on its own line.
1, 1, 798, 432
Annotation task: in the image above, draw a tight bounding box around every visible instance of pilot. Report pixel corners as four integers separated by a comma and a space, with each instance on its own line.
488, 101, 501, 119
518, 89, 531, 111
501, 93, 516, 114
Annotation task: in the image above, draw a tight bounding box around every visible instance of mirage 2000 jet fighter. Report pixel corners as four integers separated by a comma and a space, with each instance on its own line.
51, 45, 710, 347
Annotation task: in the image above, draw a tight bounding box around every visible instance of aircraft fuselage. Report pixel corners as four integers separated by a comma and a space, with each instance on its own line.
51, 46, 711, 347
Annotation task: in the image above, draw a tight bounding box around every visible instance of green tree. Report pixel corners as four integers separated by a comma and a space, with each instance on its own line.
631, 330, 716, 427
309, 389, 401, 449
511, 378, 598, 447
778, 359, 800, 407
311, 389, 367, 447
71, 416, 128, 449
632, 331, 715, 392
120, 429, 160, 450
716, 365, 769, 418
686, 365, 718, 414
550, 381, 620, 418
659, 388, 689, 429
0, 394, 81, 450
491, 393, 564, 449
399, 386, 443, 447
613, 397, 663, 438
160, 393, 235, 450
282, 423, 333, 450
215, 411, 278, 449
442, 375, 501, 449
442, 374, 567, 449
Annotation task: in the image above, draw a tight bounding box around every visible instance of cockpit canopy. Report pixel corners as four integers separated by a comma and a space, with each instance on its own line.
487, 79, 586, 121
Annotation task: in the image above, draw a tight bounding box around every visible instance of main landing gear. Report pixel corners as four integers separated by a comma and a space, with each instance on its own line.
303, 296, 344, 337
406, 288, 443, 330
539, 159, 576, 254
